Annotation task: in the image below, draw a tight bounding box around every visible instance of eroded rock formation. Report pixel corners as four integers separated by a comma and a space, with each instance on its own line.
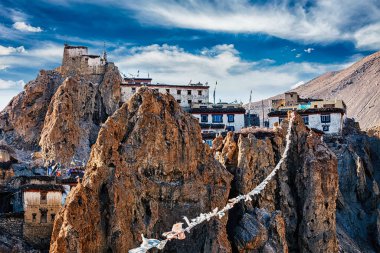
0, 70, 63, 151
50, 88, 232, 253
214, 114, 339, 253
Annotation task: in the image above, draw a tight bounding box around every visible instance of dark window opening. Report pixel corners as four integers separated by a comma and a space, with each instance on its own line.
177, 90, 181, 95
51, 213, 56, 222
177, 99, 181, 104
40, 210, 47, 223
32, 213, 36, 222
226, 126, 235, 132
212, 115, 223, 123
131, 87, 136, 93
201, 114, 208, 122
166, 89, 170, 93
302, 116, 309, 125
198, 90, 202, 95
321, 114, 331, 123
227, 114, 234, 122
40, 192, 47, 204
187, 90, 191, 95
188, 100, 192, 105
322, 125, 330, 132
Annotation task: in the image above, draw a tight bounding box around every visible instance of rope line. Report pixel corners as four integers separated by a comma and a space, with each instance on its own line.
129, 112, 295, 253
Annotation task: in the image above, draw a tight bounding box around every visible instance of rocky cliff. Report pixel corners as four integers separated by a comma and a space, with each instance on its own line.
50, 88, 232, 253
49, 92, 343, 253
0, 63, 121, 166
214, 114, 338, 252
325, 120, 380, 252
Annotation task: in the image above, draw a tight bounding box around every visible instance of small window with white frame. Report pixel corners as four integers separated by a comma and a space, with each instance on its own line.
322, 125, 330, 132
201, 114, 208, 122
227, 114, 234, 122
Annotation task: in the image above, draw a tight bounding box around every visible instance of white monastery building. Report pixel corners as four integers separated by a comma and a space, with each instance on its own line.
268, 92, 347, 134
189, 103, 246, 133
120, 77, 209, 107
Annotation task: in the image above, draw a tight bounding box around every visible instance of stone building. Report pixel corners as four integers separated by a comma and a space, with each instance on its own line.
121, 77, 209, 108
57, 44, 108, 76
21, 184, 64, 247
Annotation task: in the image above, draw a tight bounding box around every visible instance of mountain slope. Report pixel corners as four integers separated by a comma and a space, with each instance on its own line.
293, 51, 380, 129
248, 51, 380, 130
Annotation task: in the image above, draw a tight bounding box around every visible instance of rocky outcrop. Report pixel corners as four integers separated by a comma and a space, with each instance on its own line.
214, 114, 339, 252
0, 62, 121, 167
0, 70, 63, 151
50, 88, 232, 253
325, 123, 380, 252
39, 64, 121, 166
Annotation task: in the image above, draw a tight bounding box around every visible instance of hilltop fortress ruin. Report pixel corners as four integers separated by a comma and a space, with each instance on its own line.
56, 44, 111, 76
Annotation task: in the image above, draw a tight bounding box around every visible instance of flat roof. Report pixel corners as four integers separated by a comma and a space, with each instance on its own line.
64, 45, 87, 49
268, 107, 345, 117
21, 184, 64, 192
121, 83, 210, 89
189, 107, 246, 114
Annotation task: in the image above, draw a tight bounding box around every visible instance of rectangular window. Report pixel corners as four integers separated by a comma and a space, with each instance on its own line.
226, 126, 235, 132
166, 89, 170, 93
212, 114, 223, 123
227, 114, 234, 122
198, 100, 202, 103
302, 115, 309, 125
177, 99, 181, 104
187, 90, 191, 95
177, 90, 181, 95
322, 125, 330, 132
321, 114, 331, 123
32, 213, 36, 222
51, 213, 56, 222
188, 100, 192, 105
201, 114, 208, 122
40, 192, 47, 204
131, 87, 136, 93
40, 210, 47, 223
198, 90, 202, 95
200, 106, 207, 109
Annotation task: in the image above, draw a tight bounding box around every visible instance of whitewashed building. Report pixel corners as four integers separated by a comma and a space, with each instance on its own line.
120, 77, 209, 107
189, 103, 246, 133
268, 108, 346, 134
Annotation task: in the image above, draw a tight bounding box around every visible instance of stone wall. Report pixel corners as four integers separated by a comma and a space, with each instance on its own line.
0, 213, 23, 236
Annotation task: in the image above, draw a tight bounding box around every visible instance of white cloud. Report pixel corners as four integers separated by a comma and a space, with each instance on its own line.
13, 21, 42, 32
296, 53, 302, 58
0, 79, 25, 90
304, 48, 314, 53
113, 44, 350, 102
354, 23, 380, 50
109, 0, 378, 48
0, 45, 26, 55
0, 65, 9, 70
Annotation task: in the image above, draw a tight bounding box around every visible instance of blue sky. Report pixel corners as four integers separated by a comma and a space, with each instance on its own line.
1, 0, 379, 109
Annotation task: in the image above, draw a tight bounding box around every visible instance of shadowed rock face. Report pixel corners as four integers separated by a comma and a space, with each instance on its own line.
214, 115, 338, 253
0, 64, 121, 166
50, 88, 232, 253
0, 70, 64, 150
